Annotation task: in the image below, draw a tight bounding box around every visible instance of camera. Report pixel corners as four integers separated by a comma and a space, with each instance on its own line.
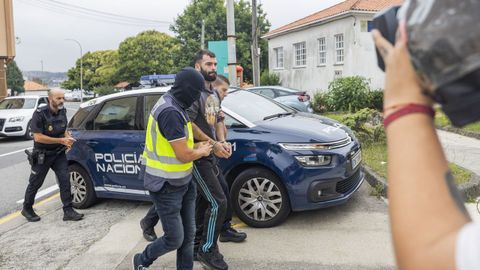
372, 6, 401, 71
372, 1, 480, 127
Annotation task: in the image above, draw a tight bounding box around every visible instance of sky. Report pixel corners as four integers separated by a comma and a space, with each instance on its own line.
13, 0, 344, 73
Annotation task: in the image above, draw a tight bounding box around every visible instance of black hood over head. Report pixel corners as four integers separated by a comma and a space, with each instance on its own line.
169, 67, 204, 109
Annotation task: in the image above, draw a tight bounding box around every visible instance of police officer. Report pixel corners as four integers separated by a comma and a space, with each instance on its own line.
133, 67, 212, 269
21, 89, 84, 222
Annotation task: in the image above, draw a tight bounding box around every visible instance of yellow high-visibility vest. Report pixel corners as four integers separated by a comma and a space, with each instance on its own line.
143, 96, 194, 181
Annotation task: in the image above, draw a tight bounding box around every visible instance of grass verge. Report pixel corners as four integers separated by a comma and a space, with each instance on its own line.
362, 142, 472, 185
435, 110, 480, 134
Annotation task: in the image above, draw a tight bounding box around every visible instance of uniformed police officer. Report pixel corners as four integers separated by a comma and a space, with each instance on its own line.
21, 88, 84, 222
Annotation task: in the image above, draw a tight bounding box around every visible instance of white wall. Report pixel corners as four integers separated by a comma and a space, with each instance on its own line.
267, 13, 385, 95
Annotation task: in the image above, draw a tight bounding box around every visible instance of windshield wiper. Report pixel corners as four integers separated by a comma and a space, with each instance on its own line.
263, 112, 294, 121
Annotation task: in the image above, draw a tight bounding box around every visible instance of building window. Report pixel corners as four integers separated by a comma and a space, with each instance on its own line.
274, 47, 284, 68
318, 37, 326, 65
335, 34, 344, 64
293, 42, 307, 67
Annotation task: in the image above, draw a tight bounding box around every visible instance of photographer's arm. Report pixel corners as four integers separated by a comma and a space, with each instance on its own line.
373, 24, 470, 270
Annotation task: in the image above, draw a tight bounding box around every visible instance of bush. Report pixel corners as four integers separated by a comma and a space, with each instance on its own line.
94, 85, 117, 96
367, 90, 384, 111
341, 108, 385, 145
311, 92, 329, 113
324, 76, 371, 113
260, 71, 281, 86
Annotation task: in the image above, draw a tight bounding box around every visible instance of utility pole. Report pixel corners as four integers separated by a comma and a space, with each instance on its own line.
0, 0, 15, 99
65, 39, 83, 103
40, 60, 44, 86
251, 0, 260, 86
201, 20, 205, 49
226, 0, 238, 87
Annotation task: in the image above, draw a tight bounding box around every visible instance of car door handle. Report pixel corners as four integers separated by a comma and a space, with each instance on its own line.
86, 141, 99, 147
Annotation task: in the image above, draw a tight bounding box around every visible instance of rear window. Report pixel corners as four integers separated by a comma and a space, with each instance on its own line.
93, 97, 137, 130
68, 106, 94, 128
0, 98, 37, 109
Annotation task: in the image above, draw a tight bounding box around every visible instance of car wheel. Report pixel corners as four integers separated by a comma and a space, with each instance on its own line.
23, 120, 33, 140
69, 164, 97, 209
231, 167, 291, 228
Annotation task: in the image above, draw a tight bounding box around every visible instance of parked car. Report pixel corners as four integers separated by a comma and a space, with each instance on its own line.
66, 88, 363, 227
65, 90, 95, 101
0, 95, 49, 140
246, 86, 312, 112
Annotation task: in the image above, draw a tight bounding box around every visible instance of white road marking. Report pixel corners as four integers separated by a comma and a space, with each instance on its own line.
16, 184, 59, 204
0, 147, 33, 158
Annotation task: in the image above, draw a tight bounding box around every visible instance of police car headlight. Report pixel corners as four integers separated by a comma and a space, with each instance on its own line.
294, 155, 331, 167
8, 116, 25, 122
279, 143, 330, 150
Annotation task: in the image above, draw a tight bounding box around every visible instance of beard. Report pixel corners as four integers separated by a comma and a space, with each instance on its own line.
54, 102, 64, 110
200, 68, 217, 82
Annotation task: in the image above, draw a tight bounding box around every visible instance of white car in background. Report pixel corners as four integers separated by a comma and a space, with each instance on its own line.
0, 95, 49, 140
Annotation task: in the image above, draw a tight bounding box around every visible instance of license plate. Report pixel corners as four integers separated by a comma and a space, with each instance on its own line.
351, 150, 362, 170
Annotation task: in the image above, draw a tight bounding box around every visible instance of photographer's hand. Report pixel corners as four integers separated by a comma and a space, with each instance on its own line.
373, 21, 432, 116
373, 21, 470, 270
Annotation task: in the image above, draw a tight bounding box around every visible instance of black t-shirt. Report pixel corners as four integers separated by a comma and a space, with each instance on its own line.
157, 108, 188, 142
31, 106, 67, 150
187, 88, 222, 142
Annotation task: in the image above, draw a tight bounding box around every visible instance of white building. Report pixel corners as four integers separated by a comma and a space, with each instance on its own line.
263, 0, 403, 94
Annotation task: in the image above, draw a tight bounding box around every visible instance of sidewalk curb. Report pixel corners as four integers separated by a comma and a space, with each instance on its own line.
363, 166, 480, 200
362, 166, 388, 197
436, 126, 480, 140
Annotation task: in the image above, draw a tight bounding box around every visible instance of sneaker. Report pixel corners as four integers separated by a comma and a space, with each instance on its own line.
21, 208, 41, 222
140, 219, 157, 242
63, 208, 84, 221
197, 250, 228, 270
219, 227, 247, 243
132, 253, 149, 270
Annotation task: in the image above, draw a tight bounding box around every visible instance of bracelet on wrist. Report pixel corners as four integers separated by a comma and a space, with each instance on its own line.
383, 103, 435, 128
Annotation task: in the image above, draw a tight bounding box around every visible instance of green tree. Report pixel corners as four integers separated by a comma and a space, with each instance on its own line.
6, 60, 24, 96
93, 85, 117, 96
117, 30, 181, 83
61, 50, 119, 90
170, 0, 271, 82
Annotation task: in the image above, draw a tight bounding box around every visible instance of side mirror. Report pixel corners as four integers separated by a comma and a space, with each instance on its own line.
38, 103, 47, 109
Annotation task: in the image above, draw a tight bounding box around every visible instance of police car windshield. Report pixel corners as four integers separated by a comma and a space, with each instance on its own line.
222, 90, 295, 123
0, 98, 37, 109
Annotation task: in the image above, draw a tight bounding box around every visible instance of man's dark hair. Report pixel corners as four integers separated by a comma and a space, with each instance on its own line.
215, 74, 230, 85
193, 49, 216, 65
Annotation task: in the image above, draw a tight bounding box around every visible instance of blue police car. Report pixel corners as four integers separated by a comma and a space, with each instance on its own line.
67, 88, 363, 228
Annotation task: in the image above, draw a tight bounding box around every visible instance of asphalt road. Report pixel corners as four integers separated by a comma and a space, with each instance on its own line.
0, 102, 80, 218
0, 183, 396, 270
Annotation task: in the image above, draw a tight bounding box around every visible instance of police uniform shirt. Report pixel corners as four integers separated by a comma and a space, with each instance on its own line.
143, 102, 192, 192
31, 106, 67, 150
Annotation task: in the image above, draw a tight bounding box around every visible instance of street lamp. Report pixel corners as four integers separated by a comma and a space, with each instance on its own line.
65, 38, 83, 103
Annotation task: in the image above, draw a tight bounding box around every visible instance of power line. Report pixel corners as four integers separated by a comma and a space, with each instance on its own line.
38, 0, 171, 24
21, 0, 168, 26
17, 0, 171, 27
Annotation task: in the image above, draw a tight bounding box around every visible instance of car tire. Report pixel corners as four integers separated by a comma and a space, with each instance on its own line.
69, 164, 97, 209
231, 167, 291, 228
23, 120, 33, 140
